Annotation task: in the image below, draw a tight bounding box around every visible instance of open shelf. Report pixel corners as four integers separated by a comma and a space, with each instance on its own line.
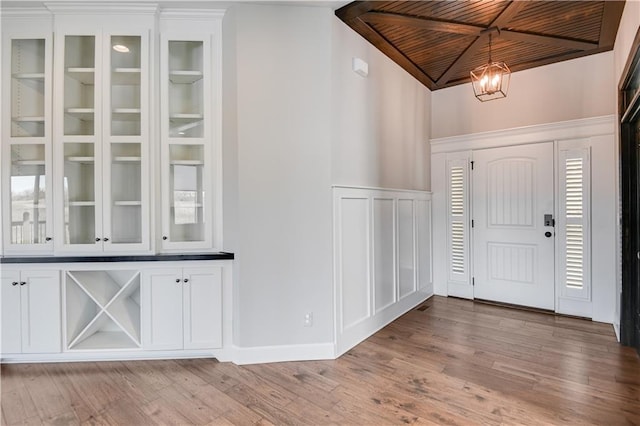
66, 67, 95, 85
114, 200, 142, 206
13, 72, 45, 80
170, 113, 203, 122
12, 116, 45, 123
170, 70, 203, 84
68, 201, 96, 207
112, 68, 141, 85
113, 156, 141, 163
66, 108, 95, 121
66, 156, 95, 163
71, 330, 139, 350
112, 108, 141, 122
170, 159, 204, 166
12, 159, 45, 166
65, 270, 141, 351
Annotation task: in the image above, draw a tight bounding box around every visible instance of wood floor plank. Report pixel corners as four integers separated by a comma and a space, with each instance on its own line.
1, 385, 37, 425
2, 296, 639, 425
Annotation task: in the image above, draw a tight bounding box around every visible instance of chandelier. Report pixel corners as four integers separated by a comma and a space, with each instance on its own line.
470, 32, 511, 102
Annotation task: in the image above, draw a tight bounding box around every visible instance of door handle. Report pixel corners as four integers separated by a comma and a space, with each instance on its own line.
544, 231, 552, 238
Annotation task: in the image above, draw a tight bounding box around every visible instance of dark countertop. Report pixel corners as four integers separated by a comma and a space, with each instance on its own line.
0, 253, 234, 264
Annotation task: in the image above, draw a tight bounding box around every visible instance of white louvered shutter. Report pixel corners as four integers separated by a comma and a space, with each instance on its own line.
559, 149, 591, 300
447, 160, 469, 283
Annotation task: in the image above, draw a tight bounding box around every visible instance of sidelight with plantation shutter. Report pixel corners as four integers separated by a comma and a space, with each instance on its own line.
559, 148, 591, 301
447, 159, 469, 285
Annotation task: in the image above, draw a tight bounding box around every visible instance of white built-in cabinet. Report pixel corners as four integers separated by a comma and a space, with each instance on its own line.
1, 260, 230, 362
1, 14, 54, 254
1, 270, 61, 354
51, 14, 152, 254
1, 5, 223, 256
0, 4, 229, 364
159, 11, 223, 251
142, 267, 223, 350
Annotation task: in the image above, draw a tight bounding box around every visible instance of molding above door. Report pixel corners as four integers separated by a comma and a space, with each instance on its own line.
430, 115, 615, 154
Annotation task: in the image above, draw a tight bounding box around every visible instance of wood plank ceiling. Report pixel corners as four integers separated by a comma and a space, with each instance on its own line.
336, 1, 626, 90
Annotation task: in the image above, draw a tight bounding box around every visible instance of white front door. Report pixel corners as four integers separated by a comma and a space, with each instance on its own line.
472, 142, 555, 310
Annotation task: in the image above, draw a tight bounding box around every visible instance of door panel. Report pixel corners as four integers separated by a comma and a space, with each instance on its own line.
1, 272, 22, 353
473, 143, 555, 309
183, 267, 222, 350
142, 269, 183, 350
21, 270, 61, 353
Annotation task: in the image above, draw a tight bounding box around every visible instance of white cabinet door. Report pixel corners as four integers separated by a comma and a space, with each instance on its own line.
142, 266, 222, 351
142, 268, 183, 350
1, 271, 22, 353
1, 269, 60, 354
20, 270, 61, 353
183, 267, 222, 350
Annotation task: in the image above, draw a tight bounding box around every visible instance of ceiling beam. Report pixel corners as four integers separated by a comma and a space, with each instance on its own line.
436, 1, 528, 87
599, 1, 626, 49
335, 1, 375, 23
491, 0, 528, 28
361, 11, 484, 36
501, 30, 598, 51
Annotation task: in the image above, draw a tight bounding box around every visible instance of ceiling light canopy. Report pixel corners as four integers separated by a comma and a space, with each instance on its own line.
470, 32, 510, 102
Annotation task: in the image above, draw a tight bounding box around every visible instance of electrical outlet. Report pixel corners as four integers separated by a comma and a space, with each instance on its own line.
304, 312, 313, 327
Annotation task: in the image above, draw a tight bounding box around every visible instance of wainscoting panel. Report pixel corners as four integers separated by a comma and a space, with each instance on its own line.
333, 186, 433, 356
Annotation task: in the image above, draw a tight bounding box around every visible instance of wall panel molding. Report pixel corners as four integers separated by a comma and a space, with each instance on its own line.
333, 186, 433, 356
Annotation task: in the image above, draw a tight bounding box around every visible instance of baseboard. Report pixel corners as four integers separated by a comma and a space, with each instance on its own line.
614, 322, 621, 342
0, 349, 225, 364
231, 343, 336, 365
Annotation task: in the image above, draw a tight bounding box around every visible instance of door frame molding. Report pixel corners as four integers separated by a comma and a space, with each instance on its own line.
618, 26, 640, 351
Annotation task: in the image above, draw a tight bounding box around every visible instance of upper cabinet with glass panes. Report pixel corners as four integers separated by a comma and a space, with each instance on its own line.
160, 10, 223, 252
2, 14, 55, 254
51, 13, 152, 255
1, 6, 223, 256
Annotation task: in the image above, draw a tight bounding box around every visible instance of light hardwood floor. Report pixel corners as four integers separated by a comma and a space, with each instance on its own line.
2, 296, 639, 425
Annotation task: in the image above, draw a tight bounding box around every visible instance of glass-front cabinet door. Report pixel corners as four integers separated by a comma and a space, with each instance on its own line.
2, 29, 54, 253
55, 33, 101, 252
103, 33, 148, 251
54, 29, 149, 253
161, 33, 213, 251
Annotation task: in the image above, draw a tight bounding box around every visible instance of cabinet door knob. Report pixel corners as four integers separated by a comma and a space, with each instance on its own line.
183, 278, 189, 283
11, 281, 18, 286
45, 237, 52, 242
95, 237, 101, 242
175, 278, 181, 283
103, 237, 109, 242
20, 281, 26, 286
163, 236, 168, 240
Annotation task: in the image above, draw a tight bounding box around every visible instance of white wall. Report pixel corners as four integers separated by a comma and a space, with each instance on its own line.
614, 1, 640, 82
225, 4, 334, 348
331, 19, 431, 191
224, 4, 433, 354
431, 52, 616, 139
